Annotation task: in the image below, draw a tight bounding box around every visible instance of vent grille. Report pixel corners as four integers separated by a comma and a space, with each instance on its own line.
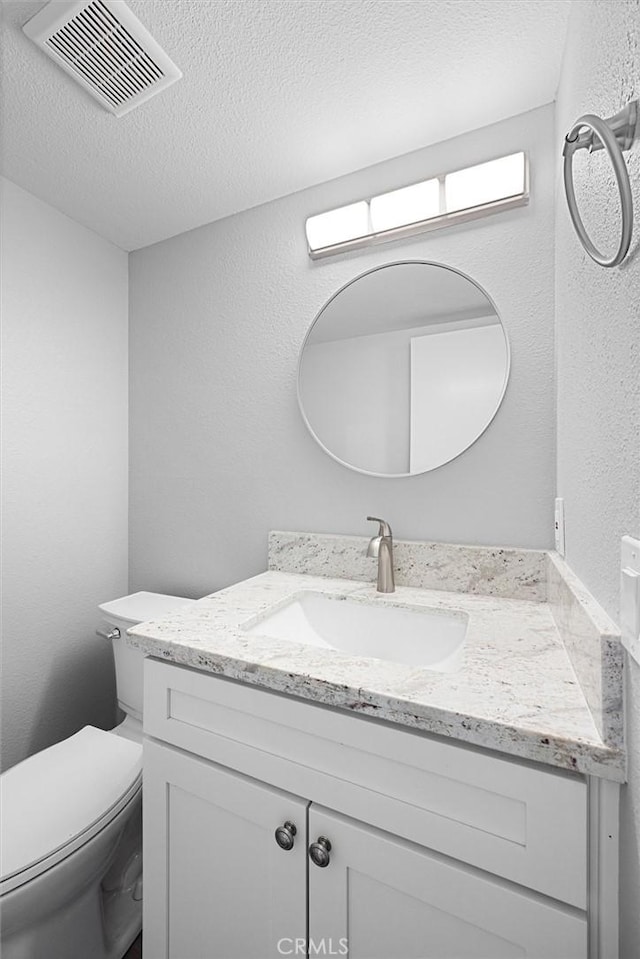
24, 0, 182, 117
47, 1, 163, 110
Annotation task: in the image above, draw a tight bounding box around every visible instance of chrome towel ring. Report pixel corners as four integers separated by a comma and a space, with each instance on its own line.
563, 100, 638, 267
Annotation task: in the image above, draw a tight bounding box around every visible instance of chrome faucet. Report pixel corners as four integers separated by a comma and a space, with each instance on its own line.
366, 517, 395, 593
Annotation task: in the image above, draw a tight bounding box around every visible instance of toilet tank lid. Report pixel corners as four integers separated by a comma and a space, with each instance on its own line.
0, 726, 142, 883
99, 590, 197, 625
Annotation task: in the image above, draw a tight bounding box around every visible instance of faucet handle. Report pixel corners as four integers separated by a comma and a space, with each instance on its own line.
367, 516, 392, 538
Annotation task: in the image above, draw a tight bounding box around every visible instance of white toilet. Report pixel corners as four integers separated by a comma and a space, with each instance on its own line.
0, 591, 195, 959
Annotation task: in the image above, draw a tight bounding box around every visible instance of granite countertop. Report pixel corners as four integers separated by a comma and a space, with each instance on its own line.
127, 534, 625, 782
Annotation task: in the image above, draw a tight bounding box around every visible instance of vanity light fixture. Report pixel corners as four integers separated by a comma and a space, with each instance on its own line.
370, 178, 440, 232
304, 201, 369, 252
305, 152, 529, 259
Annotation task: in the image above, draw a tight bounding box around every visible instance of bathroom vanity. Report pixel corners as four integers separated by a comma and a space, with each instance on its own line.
129, 533, 625, 959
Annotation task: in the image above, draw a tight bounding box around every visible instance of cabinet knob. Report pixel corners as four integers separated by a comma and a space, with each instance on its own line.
309, 836, 332, 868
274, 821, 297, 851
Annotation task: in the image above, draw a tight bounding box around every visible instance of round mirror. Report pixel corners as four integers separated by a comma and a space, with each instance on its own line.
297, 261, 510, 477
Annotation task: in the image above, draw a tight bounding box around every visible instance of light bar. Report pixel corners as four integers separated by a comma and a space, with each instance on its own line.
305, 152, 528, 259
445, 153, 527, 213
304, 201, 369, 251
370, 178, 440, 232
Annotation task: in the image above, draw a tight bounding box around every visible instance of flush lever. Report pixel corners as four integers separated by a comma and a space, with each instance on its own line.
96, 626, 120, 641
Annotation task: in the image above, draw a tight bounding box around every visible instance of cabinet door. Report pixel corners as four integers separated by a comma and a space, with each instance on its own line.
144, 739, 308, 959
308, 806, 587, 959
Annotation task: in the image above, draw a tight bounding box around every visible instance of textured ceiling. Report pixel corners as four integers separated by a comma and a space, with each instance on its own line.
0, 0, 571, 251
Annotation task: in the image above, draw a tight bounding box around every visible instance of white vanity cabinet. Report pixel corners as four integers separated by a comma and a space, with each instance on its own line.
307, 805, 588, 959
143, 742, 307, 959
143, 659, 617, 959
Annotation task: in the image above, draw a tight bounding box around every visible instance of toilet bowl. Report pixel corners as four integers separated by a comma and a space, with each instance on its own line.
0, 591, 195, 959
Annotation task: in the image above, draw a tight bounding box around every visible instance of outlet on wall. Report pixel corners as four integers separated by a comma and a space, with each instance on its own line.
554, 498, 565, 556
621, 536, 640, 667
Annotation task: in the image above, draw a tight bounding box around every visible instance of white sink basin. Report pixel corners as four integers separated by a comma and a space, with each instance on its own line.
245, 592, 468, 671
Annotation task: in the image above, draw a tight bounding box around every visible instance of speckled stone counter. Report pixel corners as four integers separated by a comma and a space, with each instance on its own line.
128, 536, 625, 782
268, 530, 549, 601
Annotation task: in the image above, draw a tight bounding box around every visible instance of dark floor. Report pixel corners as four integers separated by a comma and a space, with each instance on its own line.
123, 933, 142, 959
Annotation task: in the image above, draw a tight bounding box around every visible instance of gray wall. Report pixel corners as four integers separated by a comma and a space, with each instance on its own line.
129, 104, 556, 598
555, 1, 640, 952
1, 178, 129, 771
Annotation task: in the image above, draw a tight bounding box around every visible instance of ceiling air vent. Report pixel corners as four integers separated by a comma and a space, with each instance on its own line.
23, 0, 182, 117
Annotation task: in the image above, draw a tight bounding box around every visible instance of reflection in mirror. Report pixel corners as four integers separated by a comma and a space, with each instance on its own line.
298, 262, 509, 477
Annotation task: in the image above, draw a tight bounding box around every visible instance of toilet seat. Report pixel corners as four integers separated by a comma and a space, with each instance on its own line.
0, 726, 142, 895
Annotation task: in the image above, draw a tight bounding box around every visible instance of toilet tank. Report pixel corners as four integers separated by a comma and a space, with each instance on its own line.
98, 592, 197, 720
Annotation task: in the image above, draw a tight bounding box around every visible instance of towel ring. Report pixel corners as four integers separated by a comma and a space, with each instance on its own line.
563, 101, 637, 268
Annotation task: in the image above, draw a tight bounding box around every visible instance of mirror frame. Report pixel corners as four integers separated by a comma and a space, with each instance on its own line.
296, 259, 511, 478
